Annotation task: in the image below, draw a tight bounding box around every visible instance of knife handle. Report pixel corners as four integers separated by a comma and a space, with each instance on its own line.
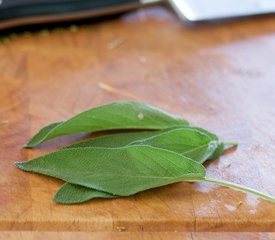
0, 0, 141, 29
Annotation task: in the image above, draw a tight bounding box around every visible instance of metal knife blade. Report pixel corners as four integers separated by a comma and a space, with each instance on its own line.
169, 0, 275, 22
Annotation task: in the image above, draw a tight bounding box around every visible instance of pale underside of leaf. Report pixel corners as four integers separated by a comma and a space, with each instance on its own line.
25, 101, 189, 148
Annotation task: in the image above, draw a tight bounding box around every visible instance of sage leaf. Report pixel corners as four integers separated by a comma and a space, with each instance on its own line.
69, 126, 224, 163
129, 127, 221, 163
25, 101, 188, 148
54, 127, 220, 204
189, 127, 225, 159
16, 145, 206, 196
67, 127, 223, 163
65, 131, 161, 149
53, 183, 117, 204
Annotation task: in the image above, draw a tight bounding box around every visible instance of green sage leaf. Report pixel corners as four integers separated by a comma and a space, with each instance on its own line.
129, 127, 220, 163
64, 131, 160, 149
54, 127, 221, 204
66, 127, 222, 163
16, 145, 206, 196
53, 183, 117, 204
25, 101, 188, 148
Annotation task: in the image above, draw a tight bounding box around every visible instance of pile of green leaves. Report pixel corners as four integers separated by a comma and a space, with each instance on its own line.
16, 101, 275, 204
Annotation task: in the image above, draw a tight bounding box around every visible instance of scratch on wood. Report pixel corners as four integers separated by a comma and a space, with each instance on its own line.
190, 195, 197, 232
107, 38, 124, 50
0, 120, 9, 125
237, 201, 243, 208
98, 82, 139, 101
116, 226, 126, 232
139, 56, 147, 64
225, 163, 231, 168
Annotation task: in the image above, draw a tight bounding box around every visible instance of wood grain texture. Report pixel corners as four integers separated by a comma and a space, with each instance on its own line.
0, 232, 274, 240
1, 6, 275, 232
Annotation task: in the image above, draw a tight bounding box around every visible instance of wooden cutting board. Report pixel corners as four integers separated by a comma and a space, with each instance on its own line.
1, 232, 275, 239
0, 6, 275, 232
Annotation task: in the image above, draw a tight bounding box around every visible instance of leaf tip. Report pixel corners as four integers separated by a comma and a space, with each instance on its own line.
23, 140, 37, 148
52, 195, 60, 203
52, 194, 77, 205
15, 161, 27, 170
52, 187, 68, 204
15, 162, 29, 172
22, 143, 32, 148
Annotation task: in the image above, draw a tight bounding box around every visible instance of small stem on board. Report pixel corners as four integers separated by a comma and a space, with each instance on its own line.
187, 177, 275, 203
223, 141, 238, 148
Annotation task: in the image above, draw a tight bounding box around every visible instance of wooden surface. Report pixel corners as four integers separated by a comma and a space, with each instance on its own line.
0, 232, 274, 240
1, 6, 275, 232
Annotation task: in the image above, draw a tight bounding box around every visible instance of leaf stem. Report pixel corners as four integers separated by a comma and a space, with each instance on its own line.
187, 177, 275, 203
223, 141, 238, 148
